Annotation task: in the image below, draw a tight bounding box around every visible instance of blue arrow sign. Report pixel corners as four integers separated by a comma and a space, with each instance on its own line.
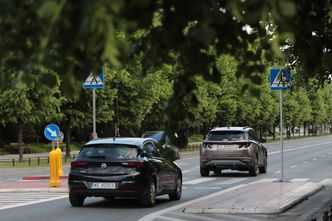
44, 124, 60, 141
270, 68, 291, 91
83, 67, 104, 89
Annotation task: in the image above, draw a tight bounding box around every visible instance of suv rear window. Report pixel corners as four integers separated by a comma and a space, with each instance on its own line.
207, 131, 246, 141
79, 144, 138, 160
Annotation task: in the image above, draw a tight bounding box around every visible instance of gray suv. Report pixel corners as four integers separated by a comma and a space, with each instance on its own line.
200, 127, 267, 177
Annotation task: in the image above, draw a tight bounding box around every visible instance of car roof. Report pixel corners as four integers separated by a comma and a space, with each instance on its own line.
84, 137, 156, 146
210, 127, 251, 132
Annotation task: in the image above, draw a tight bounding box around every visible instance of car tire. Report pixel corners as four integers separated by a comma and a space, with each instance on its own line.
69, 193, 85, 207
169, 175, 182, 200
141, 179, 156, 207
200, 166, 209, 177
249, 157, 258, 177
259, 155, 267, 174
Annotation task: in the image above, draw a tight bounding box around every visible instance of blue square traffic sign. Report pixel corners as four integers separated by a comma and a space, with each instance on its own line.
270, 68, 291, 91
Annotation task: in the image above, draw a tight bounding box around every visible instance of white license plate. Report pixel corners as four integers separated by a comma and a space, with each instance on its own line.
91, 182, 116, 189
212, 144, 233, 149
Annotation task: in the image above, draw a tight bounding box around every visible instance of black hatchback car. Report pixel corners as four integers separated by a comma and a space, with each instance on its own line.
68, 137, 182, 207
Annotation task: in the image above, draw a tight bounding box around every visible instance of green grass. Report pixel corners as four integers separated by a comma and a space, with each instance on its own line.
188, 134, 204, 143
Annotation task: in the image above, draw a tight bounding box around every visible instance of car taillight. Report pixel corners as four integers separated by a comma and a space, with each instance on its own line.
122, 161, 144, 170
71, 161, 88, 168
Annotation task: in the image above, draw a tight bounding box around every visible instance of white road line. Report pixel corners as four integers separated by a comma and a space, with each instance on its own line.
215, 178, 248, 185
158, 216, 186, 221
183, 178, 216, 185
290, 165, 297, 168
303, 161, 309, 164
321, 155, 326, 158
0, 195, 67, 211
138, 184, 246, 221
268, 141, 332, 156
193, 187, 222, 190
169, 211, 236, 221
290, 178, 310, 182
328, 152, 332, 155
313, 158, 317, 161
275, 170, 281, 174
182, 170, 191, 174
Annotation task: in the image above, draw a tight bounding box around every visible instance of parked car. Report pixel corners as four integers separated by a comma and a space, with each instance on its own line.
142, 130, 181, 160
68, 137, 182, 207
200, 127, 267, 177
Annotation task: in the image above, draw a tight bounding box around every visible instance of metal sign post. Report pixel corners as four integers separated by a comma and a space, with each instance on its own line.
270, 68, 291, 182
83, 67, 104, 139
280, 90, 284, 181
93, 88, 96, 138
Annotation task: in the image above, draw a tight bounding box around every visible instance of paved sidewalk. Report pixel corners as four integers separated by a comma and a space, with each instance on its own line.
183, 181, 323, 214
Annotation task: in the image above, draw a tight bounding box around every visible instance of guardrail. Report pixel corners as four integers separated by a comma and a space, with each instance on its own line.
0, 154, 76, 167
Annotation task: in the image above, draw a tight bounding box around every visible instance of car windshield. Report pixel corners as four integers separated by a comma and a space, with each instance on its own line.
207, 131, 246, 141
142, 131, 164, 142
79, 144, 138, 160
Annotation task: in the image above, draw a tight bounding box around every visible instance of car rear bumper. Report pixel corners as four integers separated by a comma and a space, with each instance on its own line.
68, 174, 150, 198
200, 157, 255, 171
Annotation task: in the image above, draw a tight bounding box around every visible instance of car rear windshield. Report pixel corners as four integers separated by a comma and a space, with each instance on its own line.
79, 144, 138, 160
207, 131, 246, 141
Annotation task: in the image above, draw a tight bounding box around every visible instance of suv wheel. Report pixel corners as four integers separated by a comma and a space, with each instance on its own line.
259, 155, 267, 174
249, 157, 258, 177
200, 166, 209, 177
69, 193, 85, 207
169, 175, 182, 200
141, 179, 156, 207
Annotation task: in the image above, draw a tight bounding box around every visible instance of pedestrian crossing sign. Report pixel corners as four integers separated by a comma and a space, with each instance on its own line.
83, 67, 104, 89
270, 68, 291, 91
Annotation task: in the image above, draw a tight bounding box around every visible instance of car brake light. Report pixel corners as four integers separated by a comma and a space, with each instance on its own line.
122, 162, 144, 170
71, 161, 88, 168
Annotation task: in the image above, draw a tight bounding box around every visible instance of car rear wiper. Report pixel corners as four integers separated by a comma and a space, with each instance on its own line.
88, 155, 106, 159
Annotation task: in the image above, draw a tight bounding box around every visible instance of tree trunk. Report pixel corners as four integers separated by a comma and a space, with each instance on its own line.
303, 123, 306, 136
36, 128, 40, 147
18, 123, 23, 162
0, 125, 4, 149
65, 119, 71, 158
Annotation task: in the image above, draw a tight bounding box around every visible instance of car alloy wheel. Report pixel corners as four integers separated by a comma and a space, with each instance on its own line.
200, 166, 209, 177
169, 175, 182, 200
141, 180, 156, 207
249, 157, 259, 177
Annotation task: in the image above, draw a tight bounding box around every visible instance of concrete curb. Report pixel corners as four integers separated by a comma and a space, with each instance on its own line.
0, 188, 68, 193
22, 175, 68, 180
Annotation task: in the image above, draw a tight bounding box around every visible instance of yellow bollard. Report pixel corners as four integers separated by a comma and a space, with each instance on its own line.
55, 146, 64, 176
49, 149, 60, 187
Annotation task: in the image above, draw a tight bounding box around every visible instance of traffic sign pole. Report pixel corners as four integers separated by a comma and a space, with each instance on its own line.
280, 90, 284, 182
93, 88, 96, 138
270, 68, 291, 182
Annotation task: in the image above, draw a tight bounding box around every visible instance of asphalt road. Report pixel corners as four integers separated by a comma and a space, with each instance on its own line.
1, 135, 332, 221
